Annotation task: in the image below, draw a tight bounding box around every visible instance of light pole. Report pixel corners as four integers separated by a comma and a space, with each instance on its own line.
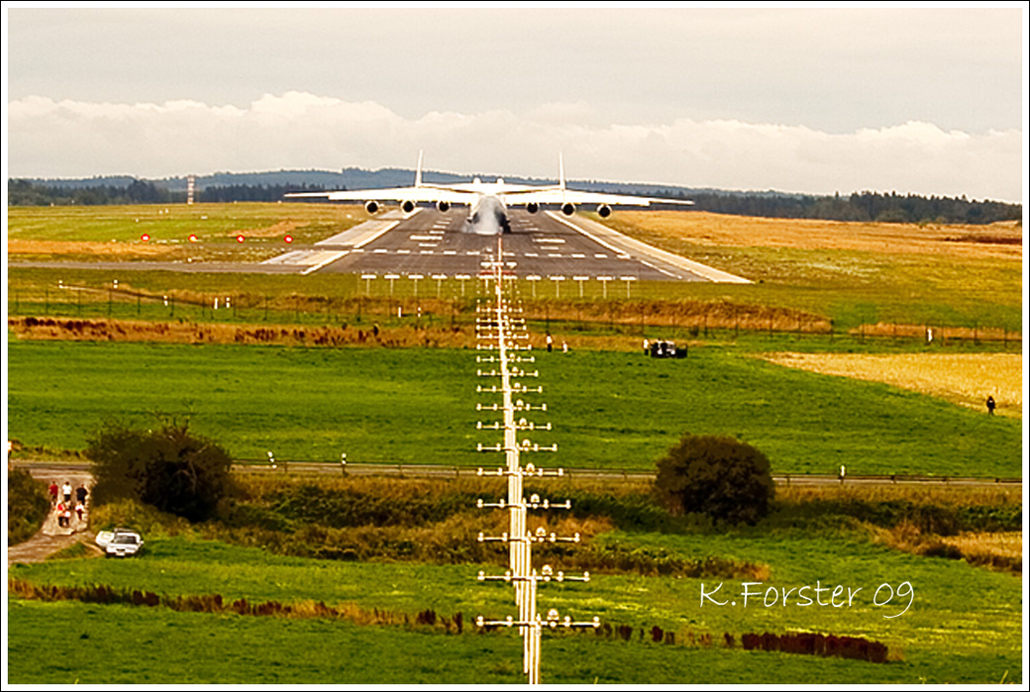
474, 238, 596, 684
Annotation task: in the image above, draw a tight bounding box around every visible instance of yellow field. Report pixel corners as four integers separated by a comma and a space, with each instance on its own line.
605, 210, 1022, 260
941, 531, 1022, 560
762, 353, 1023, 417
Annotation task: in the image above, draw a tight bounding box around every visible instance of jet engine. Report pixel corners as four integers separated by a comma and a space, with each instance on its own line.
526, 202, 540, 214
561, 202, 576, 216
401, 200, 417, 213
365, 200, 381, 214
596, 204, 612, 218
436, 200, 451, 212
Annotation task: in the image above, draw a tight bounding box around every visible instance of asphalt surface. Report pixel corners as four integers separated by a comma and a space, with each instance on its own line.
292, 208, 709, 282
11, 208, 748, 283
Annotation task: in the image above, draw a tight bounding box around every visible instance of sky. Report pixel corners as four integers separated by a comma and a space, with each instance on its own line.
4, 4, 1027, 202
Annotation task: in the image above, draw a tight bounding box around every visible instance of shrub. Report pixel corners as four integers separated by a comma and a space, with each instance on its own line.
7, 467, 50, 545
653, 433, 775, 525
86, 418, 234, 522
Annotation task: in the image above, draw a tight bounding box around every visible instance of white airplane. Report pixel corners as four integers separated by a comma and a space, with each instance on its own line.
284, 153, 693, 235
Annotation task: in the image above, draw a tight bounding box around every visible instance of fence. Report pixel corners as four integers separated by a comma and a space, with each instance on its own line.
6, 281, 1022, 349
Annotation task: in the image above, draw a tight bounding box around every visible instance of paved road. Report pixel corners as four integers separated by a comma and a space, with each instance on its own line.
14, 461, 1020, 488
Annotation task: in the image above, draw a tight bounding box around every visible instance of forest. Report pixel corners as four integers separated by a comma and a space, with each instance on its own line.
8, 176, 1021, 226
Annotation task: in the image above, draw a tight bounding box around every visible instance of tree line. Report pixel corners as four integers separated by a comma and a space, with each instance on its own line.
8, 178, 1020, 225
669, 190, 1021, 225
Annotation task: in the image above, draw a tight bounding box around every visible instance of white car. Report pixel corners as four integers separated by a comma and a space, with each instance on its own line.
96, 528, 144, 558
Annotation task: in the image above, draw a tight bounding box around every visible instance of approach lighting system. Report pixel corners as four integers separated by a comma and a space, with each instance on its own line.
188, 234, 198, 243
140, 233, 150, 242
473, 237, 597, 684
284, 235, 293, 244
236, 234, 245, 243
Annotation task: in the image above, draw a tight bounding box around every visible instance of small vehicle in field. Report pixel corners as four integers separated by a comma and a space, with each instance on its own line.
95, 528, 144, 558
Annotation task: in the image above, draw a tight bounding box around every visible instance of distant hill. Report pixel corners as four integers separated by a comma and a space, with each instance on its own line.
21, 167, 721, 199
12, 168, 1020, 225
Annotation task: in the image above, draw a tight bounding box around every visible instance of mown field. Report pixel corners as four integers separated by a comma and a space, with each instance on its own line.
7, 522, 1022, 685
7, 203, 1024, 332
6, 202, 1024, 685
763, 353, 1023, 418
6, 203, 370, 263
595, 210, 1022, 331
7, 340, 1022, 477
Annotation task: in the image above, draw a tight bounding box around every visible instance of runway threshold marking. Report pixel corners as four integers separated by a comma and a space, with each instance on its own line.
301, 251, 350, 275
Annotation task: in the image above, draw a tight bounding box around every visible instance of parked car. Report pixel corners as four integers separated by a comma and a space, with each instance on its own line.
96, 528, 144, 558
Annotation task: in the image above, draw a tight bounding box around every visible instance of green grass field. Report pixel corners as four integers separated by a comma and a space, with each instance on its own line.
7, 532, 1022, 684
7, 340, 1021, 476
7, 202, 368, 246
8, 202, 1024, 331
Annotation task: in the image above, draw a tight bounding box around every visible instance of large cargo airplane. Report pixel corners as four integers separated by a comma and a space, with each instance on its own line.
284, 153, 693, 235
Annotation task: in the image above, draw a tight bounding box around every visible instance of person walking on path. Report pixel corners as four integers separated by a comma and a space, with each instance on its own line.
75, 484, 89, 506
48, 482, 59, 505
62, 481, 73, 504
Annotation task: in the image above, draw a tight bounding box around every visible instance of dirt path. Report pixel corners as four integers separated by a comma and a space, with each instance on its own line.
7, 469, 99, 567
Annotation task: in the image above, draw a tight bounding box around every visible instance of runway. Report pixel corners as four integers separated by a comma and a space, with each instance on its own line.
266, 208, 750, 283
11, 208, 750, 283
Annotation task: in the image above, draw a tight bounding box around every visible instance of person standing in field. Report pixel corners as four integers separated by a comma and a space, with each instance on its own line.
986, 396, 996, 416
546, 333, 553, 352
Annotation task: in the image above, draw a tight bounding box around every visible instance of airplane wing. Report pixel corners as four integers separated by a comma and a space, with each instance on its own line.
500, 188, 694, 207
284, 185, 477, 204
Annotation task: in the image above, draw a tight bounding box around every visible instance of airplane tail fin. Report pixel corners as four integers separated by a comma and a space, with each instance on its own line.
415, 150, 424, 187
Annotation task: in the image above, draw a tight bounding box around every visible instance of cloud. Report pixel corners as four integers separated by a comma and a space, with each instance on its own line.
7, 92, 1022, 202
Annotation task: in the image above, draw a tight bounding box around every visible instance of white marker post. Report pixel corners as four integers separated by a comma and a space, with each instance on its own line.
432, 274, 447, 298
526, 275, 542, 298
597, 276, 613, 299
361, 274, 376, 297
409, 274, 424, 297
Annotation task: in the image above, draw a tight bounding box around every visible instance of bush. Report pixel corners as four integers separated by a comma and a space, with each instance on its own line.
653, 433, 775, 525
86, 418, 234, 522
7, 468, 51, 545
